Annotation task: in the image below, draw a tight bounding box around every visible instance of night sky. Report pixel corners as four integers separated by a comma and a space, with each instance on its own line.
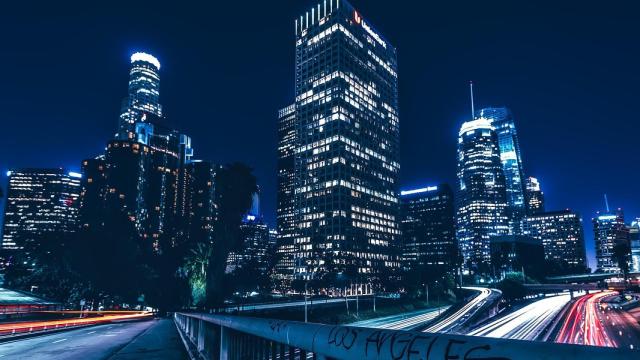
1, 1, 638, 270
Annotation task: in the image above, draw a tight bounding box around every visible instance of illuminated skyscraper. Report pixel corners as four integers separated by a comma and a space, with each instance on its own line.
456, 118, 509, 273
275, 104, 297, 281
400, 184, 456, 272
522, 210, 587, 273
1, 169, 81, 268
629, 219, 640, 273
524, 176, 545, 214
593, 208, 630, 273
117, 52, 163, 140
292, 0, 401, 282
477, 107, 526, 234
182, 160, 219, 247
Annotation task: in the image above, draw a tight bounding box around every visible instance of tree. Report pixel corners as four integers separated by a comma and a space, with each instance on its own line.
205, 163, 257, 308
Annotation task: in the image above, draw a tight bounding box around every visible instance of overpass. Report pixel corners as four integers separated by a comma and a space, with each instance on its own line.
174, 313, 638, 359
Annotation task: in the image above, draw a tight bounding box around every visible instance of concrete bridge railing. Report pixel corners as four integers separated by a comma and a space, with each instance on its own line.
174, 312, 637, 360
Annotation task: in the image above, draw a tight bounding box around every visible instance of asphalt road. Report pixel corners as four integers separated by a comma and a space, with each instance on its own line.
422, 287, 496, 333
600, 302, 640, 350
0, 319, 185, 360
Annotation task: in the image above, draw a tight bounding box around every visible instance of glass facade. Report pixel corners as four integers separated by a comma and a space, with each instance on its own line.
524, 176, 545, 214
629, 219, 640, 273
593, 209, 630, 273
275, 104, 297, 280
400, 184, 456, 272
522, 210, 587, 272
456, 118, 509, 273
183, 161, 219, 248
1, 169, 81, 268
293, 0, 401, 282
477, 107, 526, 234
117, 52, 163, 140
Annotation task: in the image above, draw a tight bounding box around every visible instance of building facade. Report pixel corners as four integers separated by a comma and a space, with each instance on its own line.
593, 209, 630, 273
629, 219, 640, 273
275, 104, 297, 281
292, 0, 401, 283
477, 107, 526, 234
1, 169, 81, 268
456, 118, 509, 273
522, 210, 587, 273
490, 235, 545, 278
399, 184, 456, 272
524, 176, 545, 214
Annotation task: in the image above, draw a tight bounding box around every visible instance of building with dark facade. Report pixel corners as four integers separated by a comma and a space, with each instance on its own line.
629, 219, 640, 273
490, 235, 544, 278
399, 184, 456, 272
524, 176, 545, 214
522, 210, 587, 273
227, 193, 272, 275
1, 169, 81, 268
477, 107, 526, 234
182, 161, 218, 248
456, 117, 509, 274
593, 209, 630, 273
292, 0, 401, 283
275, 104, 297, 282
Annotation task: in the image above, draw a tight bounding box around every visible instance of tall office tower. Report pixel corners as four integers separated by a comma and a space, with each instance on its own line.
79, 157, 107, 230
524, 176, 545, 214
1, 169, 81, 268
226, 193, 271, 275
117, 52, 163, 140
477, 107, 526, 234
593, 208, 630, 273
456, 118, 509, 274
183, 161, 218, 247
629, 219, 640, 272
522, 210, 587, 273
275, 104, 297, 281
399, 184, 456, 272
293, 0, 401, 283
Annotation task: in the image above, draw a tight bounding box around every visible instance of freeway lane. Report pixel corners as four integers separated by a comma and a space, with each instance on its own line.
556, 291, 617, 347
422, 287, 495, 333
468, 293, 573, 340
0, 319, 173, 360
602, 304, 640, 350
350, 305, 450, 330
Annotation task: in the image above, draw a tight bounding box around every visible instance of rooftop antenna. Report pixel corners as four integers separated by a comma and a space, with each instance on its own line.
469, 81, 475, 119
604, 193, 610, 212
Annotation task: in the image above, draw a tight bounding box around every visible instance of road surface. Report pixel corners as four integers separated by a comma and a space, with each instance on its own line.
350, 305, 450, 330
422, 287, 496, 333
468, 293, 573, 340
0, 319, 186, 360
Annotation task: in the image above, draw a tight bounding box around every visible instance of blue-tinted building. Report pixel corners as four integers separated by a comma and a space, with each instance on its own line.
593, 209, 630, 273
456, 118, 509, 274
477, 107, 526, 234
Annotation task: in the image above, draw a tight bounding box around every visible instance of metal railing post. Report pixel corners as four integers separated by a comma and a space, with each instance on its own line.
220, 325, 230, 360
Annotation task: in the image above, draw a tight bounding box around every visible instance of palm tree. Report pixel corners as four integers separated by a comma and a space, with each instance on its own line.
184, 242, 212, 306
205, 163, 257, 309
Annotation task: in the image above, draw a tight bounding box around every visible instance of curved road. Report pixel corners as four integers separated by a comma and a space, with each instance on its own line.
350, 305, 450, 330
422, 287, 495, 334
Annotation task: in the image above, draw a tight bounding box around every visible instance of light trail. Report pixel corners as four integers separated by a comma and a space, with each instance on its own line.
350, 306, 450, 330
556, 291, 617, 347
468, 293, 573, 340
0, 311, 152, 336
422, 287, 493, 333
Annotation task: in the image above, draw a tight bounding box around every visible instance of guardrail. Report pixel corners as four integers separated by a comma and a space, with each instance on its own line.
174, 313, 638, 360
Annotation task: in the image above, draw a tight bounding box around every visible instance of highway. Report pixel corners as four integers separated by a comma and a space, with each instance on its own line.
422, 287, 495, 333
0, 319, 172, 360
556, 291, 640, 349
468, 293, 573, 340
222, 297, 355, 312
350, 305, 450, 330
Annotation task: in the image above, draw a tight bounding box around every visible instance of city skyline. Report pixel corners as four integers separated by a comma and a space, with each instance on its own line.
1, 1, 639, 270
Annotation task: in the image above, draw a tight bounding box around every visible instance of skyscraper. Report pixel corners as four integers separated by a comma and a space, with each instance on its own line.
399, 184, 456, 272
275, 104, 296, 281
227, 193, 272, 275
477, 107, 526, 234
593, 208, 630, 273
182, 160, 218, 247
524, 176, 545, 214
629, 219, 640, 273
1, 169, 81, 268
522, 210, 587, 273
117, 52, 163, 140
292, 0, 401, 283
456, 117, 509, 274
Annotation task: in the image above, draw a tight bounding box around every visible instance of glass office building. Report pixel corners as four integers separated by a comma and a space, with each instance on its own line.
293, 0, 401, 282
400, 184, 456, 272
1, 169, 81, 268
629, 219, 640, 273
524, 176, 545, 214
456, 118, 509, 273
477, 107, 526, 234
593, 209, 630, 273
522, 210, 587, 272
